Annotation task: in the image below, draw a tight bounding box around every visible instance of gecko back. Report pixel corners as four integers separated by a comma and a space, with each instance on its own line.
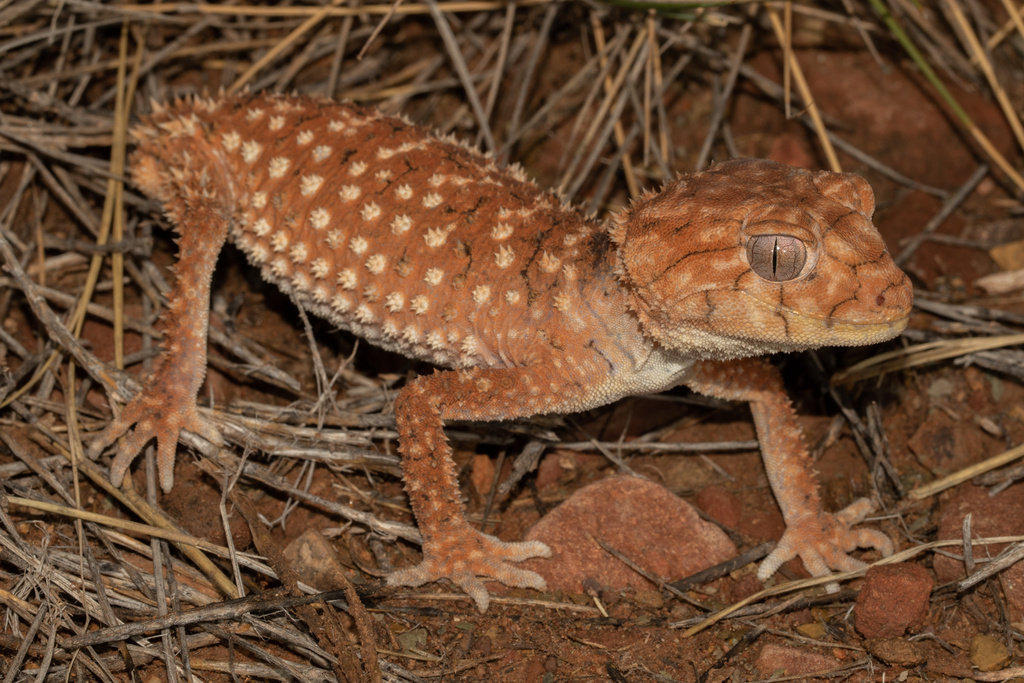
132, 93, 609, 372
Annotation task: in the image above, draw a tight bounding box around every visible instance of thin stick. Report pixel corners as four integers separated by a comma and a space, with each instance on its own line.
943, 0, 1024, 153
425, 0, 496, 153
591, 16, 639, 198
894, 163, 989, 266
696, 8, 754, 170
908, 442, 1024, 500
682, 534, 1024, 637
869, 0, 1024, 192
227, 0, 346, 94
833, 333, 1024, 384
119, 0, 551, 17
7, 496, 245, 557
985, 0, 1024, 54
765, 6, 841, 171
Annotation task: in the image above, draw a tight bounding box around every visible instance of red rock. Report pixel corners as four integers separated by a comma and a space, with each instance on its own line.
521, 475, 736, 593
284, 529, 351, 591
534, 450, 566, 492
863, 637, 926, 667
694, 486, 742, 529
533, 450, 602, 492
908, 410, 991, 477
755, 643, 840, 677
933, 483, 1024, 619
797, 51, 1014, 190
853, 564, 933, 638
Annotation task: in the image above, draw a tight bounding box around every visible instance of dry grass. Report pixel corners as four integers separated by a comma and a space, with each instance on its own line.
2, 1, 1024, 681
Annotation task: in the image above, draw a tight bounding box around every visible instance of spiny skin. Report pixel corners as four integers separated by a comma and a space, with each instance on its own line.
91, 92, 913, 612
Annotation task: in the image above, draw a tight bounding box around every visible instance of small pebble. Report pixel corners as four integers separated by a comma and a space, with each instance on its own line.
970, 634, 1011, 672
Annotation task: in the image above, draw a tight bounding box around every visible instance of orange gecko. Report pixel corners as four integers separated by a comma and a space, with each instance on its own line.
91, 92, 913, 611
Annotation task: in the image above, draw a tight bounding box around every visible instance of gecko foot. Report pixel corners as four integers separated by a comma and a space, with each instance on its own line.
757, 497, 893, 590
89, 388, 222, 493
387, 524, 551, 612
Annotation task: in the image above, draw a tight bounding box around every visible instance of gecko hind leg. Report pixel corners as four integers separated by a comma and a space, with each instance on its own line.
88, 190, 231, 492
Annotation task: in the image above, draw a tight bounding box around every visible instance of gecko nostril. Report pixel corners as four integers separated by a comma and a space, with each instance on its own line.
876, 294, 885, 306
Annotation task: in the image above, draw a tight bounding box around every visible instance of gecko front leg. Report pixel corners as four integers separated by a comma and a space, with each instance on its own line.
684, 357, 893, 585
385, 364, 615, 612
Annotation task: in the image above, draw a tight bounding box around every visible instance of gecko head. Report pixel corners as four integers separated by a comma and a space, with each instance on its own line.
610, 158, 913, 360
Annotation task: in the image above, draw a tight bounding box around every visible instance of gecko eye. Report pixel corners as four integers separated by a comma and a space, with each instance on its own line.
746, 235, 807, 282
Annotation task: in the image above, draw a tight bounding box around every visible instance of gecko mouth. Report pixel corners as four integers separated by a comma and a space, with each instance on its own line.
740, 290, 911, 347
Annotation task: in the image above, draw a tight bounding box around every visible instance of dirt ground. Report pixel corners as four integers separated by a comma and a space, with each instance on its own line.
2, 2, 1024, 682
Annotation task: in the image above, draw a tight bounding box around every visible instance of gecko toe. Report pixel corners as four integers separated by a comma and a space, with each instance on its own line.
834, 497, 877, 527
757, 543, 793, 582
449, 573, 492, 612
108, 430, 147, 486
190, 411, 224, 447
492, 539, 551, 562
851, 528, 894, 557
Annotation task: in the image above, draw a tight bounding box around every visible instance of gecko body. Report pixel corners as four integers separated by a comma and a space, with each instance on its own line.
92, 93, 913, 611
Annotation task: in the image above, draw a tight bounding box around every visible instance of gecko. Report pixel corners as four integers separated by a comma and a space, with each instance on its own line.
90, 92, 913, 612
